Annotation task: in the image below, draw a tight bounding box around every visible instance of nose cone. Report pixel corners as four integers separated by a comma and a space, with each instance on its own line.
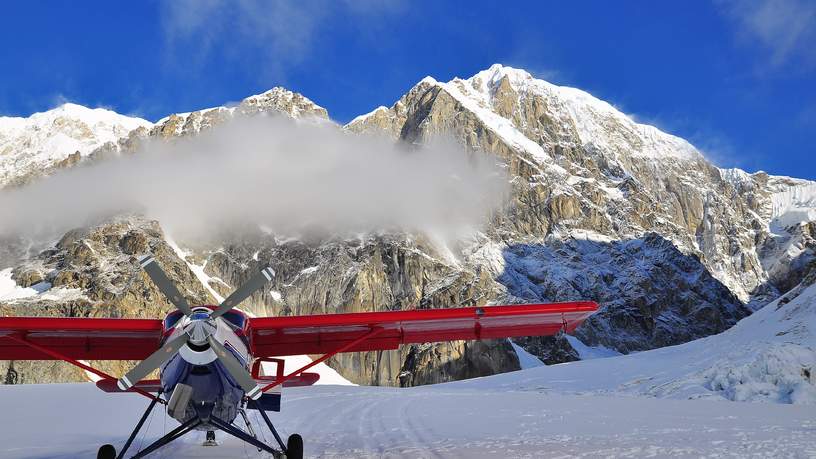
184, 316, 217, 345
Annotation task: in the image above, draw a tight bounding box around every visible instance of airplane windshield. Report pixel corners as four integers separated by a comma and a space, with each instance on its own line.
222, 311, 246, 330
163, 311, 183, 330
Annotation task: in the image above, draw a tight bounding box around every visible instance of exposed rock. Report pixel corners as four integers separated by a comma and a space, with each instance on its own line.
398, 339, 520, 386
490, 234, 750, 356
145, 87, 329, 141
0, 216, 216, 384
195, 232, 517, 386
3, 65, 816, 388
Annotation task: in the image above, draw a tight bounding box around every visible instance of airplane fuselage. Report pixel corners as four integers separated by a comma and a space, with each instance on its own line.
159, 307, 252, 429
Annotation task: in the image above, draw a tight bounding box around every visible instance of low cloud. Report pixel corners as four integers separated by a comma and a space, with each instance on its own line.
718, 0, 816, 69
0, 116, 509, 242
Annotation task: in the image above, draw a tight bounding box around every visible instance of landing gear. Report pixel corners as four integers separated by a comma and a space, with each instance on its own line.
286, 434, 303, 459
248, 399, 304, 458
97, 444, 116, 459
203, 430, 218, 446
104, 396, 299, 458
239, 408, 263, 452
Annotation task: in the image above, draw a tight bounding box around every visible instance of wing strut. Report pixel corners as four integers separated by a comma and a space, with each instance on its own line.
260, 326, 385, 393
4, 334, 164, 404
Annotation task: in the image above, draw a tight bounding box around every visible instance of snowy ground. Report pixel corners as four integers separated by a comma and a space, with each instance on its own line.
1, 254, 814, 457
488, 278, 816, 405
0, 381, 813, 459
1, 283, 814, 458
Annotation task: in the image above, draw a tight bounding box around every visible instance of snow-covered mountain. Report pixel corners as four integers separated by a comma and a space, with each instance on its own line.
0, 88, 328, 188
462, 263, 816, 405
0, 103, 151, 187
146, 87, 328, 139
348, 64, 815, 304
1, 65, 814, 396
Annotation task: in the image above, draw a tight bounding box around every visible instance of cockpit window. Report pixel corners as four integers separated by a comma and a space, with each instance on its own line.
164, 309, 246, 331
164, 311, 184, 330
221, 311, 246, 330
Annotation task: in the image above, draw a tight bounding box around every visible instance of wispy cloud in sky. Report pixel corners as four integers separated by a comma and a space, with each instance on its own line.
159, 0, 404, 79
717, 0, 816, 69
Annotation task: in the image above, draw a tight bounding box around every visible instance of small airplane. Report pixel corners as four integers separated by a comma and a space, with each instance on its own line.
0, 254, 598, 458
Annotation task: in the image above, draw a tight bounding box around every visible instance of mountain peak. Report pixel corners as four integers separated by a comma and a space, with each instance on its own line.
150, 87, 330, 139
0, 102, 152, 187
418, 76, 439, 85
2, 102, 150, 130
239, 87, 327, 119
469, 63, 535, 86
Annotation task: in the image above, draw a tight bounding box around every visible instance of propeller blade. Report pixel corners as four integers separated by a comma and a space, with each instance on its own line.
118, 333, 189, 390
207, 335, 263, 400
138, 254, 194, 316
211, 267, 275, 319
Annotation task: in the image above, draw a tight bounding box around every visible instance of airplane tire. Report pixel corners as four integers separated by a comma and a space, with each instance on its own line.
97, 444, 116, 459
286, 434, 303, 459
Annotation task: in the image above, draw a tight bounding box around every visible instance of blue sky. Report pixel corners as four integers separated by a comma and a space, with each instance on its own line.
1, 1, 814, 179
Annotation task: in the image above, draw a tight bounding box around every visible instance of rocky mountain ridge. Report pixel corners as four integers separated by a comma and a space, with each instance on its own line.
0, 87, 329, 188
348, 65, 816, 305
2, 65, 814, 387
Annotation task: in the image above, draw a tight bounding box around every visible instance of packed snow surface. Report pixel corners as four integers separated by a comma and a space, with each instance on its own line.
492, 279, 816, 405
1, 285, 814, 457
0, 378, 813, 458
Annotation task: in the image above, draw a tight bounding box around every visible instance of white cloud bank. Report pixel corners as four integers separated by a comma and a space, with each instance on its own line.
0, 116, 508, 241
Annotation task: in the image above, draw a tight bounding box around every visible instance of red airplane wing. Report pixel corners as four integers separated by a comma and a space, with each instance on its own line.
0, 302, 599, 361
0, 317, 163, 360
249, 302, 598, 357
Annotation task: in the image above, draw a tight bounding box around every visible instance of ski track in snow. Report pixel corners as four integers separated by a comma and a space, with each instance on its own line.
0, 383, 813, 458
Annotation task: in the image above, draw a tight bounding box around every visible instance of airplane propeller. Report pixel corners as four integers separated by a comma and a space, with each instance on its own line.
117, 254, 274, 400
139, 255, 194, 316
211, 266, 275, 319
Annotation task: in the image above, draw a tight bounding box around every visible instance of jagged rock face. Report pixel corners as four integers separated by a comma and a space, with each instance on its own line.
759, 221, 816, 296
495, 234, 749, 354
346, 66, 780, 303
345, 64, 814, 363
145, 87, 329, 140
0, 216, 217, 383
398, 339, 519, 386
3, 65, 816, 386
1, 223, 519, 386
190, 231, 517, 386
